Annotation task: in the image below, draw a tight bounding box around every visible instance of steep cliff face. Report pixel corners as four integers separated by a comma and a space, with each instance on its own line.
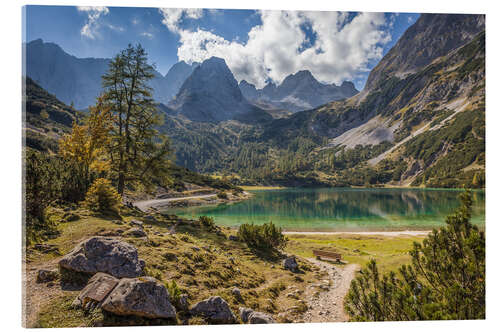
363, 14, 485, 94
168, 57, 271, 123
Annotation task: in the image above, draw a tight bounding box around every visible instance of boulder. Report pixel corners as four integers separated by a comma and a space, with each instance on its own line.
248, 311, 275, 324
36, 269, 59, 283
283, 256, 299, 272
101, 276, 176, 319
130, 220, 144, 228
58, 237, 145, 278
125, 228, 147, 238
239, 307, 253, 323
190, 296, 236, 324
72, 272, 119, 309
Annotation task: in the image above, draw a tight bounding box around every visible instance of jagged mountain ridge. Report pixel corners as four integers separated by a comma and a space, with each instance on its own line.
168, 57, 272, 123
239, 70, 358, 112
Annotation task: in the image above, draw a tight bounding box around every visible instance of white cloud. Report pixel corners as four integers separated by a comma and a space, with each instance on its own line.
107, 24, 125, 32
77, 6, 110, 39
141, 32, 154, 39
159, 10, 392, 88
158, 8, 203, 33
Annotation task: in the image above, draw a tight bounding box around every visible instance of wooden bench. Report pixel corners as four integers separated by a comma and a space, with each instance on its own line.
313, 249, 342, 263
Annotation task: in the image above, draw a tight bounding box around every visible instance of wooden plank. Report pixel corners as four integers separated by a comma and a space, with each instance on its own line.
313, 249, 342, 260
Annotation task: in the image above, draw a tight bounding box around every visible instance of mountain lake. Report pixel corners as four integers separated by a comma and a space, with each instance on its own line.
168, 188, 485, 231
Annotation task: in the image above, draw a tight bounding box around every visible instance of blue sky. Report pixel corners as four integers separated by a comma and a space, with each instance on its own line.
24, 6, 419, 90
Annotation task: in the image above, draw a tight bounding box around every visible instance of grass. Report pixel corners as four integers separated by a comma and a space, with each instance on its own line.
27, 205, 323, 327
285, 233, 425, 274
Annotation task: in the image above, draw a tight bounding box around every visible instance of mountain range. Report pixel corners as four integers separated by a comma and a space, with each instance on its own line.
24, 13, 485, 189
24, 39, 356, 113
239, 71, 358, 112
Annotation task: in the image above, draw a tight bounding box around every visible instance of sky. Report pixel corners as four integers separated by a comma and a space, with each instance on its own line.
24, 6, 419, 90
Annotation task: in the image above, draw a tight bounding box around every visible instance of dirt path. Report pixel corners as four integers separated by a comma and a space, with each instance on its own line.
23, 259, 65, 327
134, 194, 217, 212
300, 259, 359, 322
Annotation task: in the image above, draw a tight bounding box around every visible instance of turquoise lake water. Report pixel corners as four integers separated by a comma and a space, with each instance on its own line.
169, 188, 485, 231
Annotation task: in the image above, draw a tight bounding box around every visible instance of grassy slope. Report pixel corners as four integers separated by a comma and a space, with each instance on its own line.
27, 205, 423, 327
28, 206, 324, 327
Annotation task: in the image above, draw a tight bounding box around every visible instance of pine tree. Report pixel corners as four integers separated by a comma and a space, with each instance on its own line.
344, 190, 485, 321
101, 44, 171, 194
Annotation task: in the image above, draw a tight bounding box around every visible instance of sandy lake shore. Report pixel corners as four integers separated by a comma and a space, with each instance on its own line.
283, 230, 431, 237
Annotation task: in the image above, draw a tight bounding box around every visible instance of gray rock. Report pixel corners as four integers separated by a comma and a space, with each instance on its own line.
283, 256, 299, 272
130, 220, 143, 228
36, 269, 59, 283
58, 237, 145, 278
101, 277, 176, 319
228, 235, 239, 241
125, 228, 147, 238
239, 307, 254, 323
72, 272, 119, 308
178, 294, 189, 311
232, 287, 243, 301
190, 296, 236, 324
144, 215, 157, 223
249, 311, 275, 324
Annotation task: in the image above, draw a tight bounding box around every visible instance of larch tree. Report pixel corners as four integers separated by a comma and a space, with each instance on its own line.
101, 44, 171, 195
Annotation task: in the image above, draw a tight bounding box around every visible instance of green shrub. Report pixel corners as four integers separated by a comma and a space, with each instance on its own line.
24, 150, 90, 245
83, 178, 121, 213
344, 191, 485, 321
216, 191, 228, 199
198, 215, 215, 229
237, 222, 288, 251
165, 280, 182, 308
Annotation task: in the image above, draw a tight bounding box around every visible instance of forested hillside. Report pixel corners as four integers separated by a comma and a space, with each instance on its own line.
160, 14, 485, 189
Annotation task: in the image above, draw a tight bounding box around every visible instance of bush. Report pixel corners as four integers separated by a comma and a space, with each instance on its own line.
24, 150, 90, 245
344, 191, 485, 321
83, 178, 121, 213
165, 280, 182, 308
198, 216, 215, 229
216, 191, 228, 200
237, 222, 288, 251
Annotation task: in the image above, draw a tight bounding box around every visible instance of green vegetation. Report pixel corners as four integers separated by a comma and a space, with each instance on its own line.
24, 150, 90, 244
29, 210, 320, 327
101, 44, 172, 195
237, 222, 288, 251
286, 233, 425, 274
83, 178, 121, 213
344, 191, 485, 321
407, 104, 485, 188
